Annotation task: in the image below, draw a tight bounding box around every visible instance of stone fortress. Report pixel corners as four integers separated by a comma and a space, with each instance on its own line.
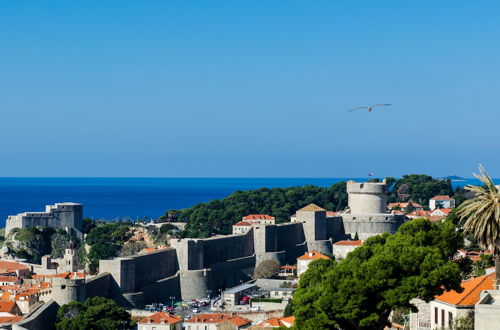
5, 202, 83, 239
3, 180, 405, 309
97, 179, 406, 308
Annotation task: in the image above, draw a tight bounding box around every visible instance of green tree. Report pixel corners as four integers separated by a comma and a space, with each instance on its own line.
253, 259, 281, 279
55, 296, 132, 330
284, 298, 294, 317
457, 165, 500, 289
164, 182, 348, 238
83, 222, 132, 273
293, 219, 465, 330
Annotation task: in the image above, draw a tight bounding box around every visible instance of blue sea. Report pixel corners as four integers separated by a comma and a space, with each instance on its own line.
0, 177, 497, 227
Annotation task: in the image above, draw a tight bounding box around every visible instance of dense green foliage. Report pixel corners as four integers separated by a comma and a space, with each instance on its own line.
55, 296, 132, 330
159, 174, 463, 238
386, 174, 454, 205
292, 219, 465, 330
7, 227, 57, 263
51, 230, 77, 259
82, 222, 132, 273
160, 182, 349, 237
253, 259, 281, 279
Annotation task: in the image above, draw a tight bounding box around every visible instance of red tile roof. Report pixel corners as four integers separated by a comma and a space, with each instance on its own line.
228, 315, 252, 327
0, 276, 18, 283
257, 316, 295, 327
0, 262, 28, 272
435, 272, 495, 306
407, 210, 431, 217
297, 251, 329, 261
326, 211, 338, 217
0, 301, 17, 313
233, 221, 253, 227
333, 240, 362, 246
280, 265, 297, 270
186, 313, 251, 326
431, 208, 453, 215
388, 202, 423, 209
0, 315, 23, 324
138, 312, 182, 325
430, 195, 454, 200
242, 214, 275, 220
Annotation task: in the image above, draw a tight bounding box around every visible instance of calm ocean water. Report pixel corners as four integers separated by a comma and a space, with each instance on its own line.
0, 177, 497, 227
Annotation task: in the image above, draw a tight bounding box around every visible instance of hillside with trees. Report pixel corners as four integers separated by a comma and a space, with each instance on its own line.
159, 175, 465, 238
159, 182, 349, 238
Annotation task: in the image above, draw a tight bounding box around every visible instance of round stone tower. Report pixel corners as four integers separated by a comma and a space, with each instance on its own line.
347, 180, 387, 214
52, 276, 86, 306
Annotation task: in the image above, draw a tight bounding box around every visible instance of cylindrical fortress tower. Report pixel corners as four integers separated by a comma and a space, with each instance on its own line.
52, 277, 86, 306
347, 180, 387, 214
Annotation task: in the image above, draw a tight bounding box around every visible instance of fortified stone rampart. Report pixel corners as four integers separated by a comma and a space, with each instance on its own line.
96, 180, 405, 306
6, 203, 83, 239
51, 276, 86, 306
342, 214, 405, 240
99, 248, 178, 294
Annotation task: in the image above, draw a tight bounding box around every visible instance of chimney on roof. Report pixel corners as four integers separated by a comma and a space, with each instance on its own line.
309, 252, 313, 257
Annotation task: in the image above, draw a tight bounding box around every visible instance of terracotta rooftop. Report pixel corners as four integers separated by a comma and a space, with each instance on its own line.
242, 214, 275, 221
138, 312, 182, 325
0, 277, 18, 283
431, 208, 453, 215
257, 315, 295, 327
430, 195, 454, 200
233, 221, 253, 227
0, 315, 23, 325
227, 315, 252, 327
0, 262, 28, 272
297, 251, 329, 261
186, 313, 251, 326
0, 301, 17, 313
435, 272, 495, 306
407, 210, 431, 217
280, 265, 297, 270
297, 204, 325, 212
333, 240, 362, 246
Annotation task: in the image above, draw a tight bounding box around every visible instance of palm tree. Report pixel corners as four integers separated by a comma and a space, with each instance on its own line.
457, 165, 500, 288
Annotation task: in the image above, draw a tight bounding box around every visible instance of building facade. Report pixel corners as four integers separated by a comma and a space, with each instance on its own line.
6, 203, 83, 239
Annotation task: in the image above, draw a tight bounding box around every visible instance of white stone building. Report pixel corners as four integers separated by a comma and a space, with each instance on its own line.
429, 195, 455, 210
232, 214, 275, 235
184, 313, 251, 330
332, 240, 362, 259
296, 251, 329, 277
410, 272, 494, 329
138, 311, 182, 330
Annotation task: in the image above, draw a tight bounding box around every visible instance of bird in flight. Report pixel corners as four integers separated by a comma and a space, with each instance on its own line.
347, 104, 391, 112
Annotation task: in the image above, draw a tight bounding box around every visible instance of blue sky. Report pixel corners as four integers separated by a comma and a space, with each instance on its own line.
1, 1, 499, 178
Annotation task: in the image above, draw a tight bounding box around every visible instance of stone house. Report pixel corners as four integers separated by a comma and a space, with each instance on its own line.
410, 272, 495, 329
138, 311, 182, 330
332, 240, 362, 259
296, 251, 329, 277
232, 215, 275, 235
185, 313, 251, 330
429, 196, 455, 210
429, 208, 453, 218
